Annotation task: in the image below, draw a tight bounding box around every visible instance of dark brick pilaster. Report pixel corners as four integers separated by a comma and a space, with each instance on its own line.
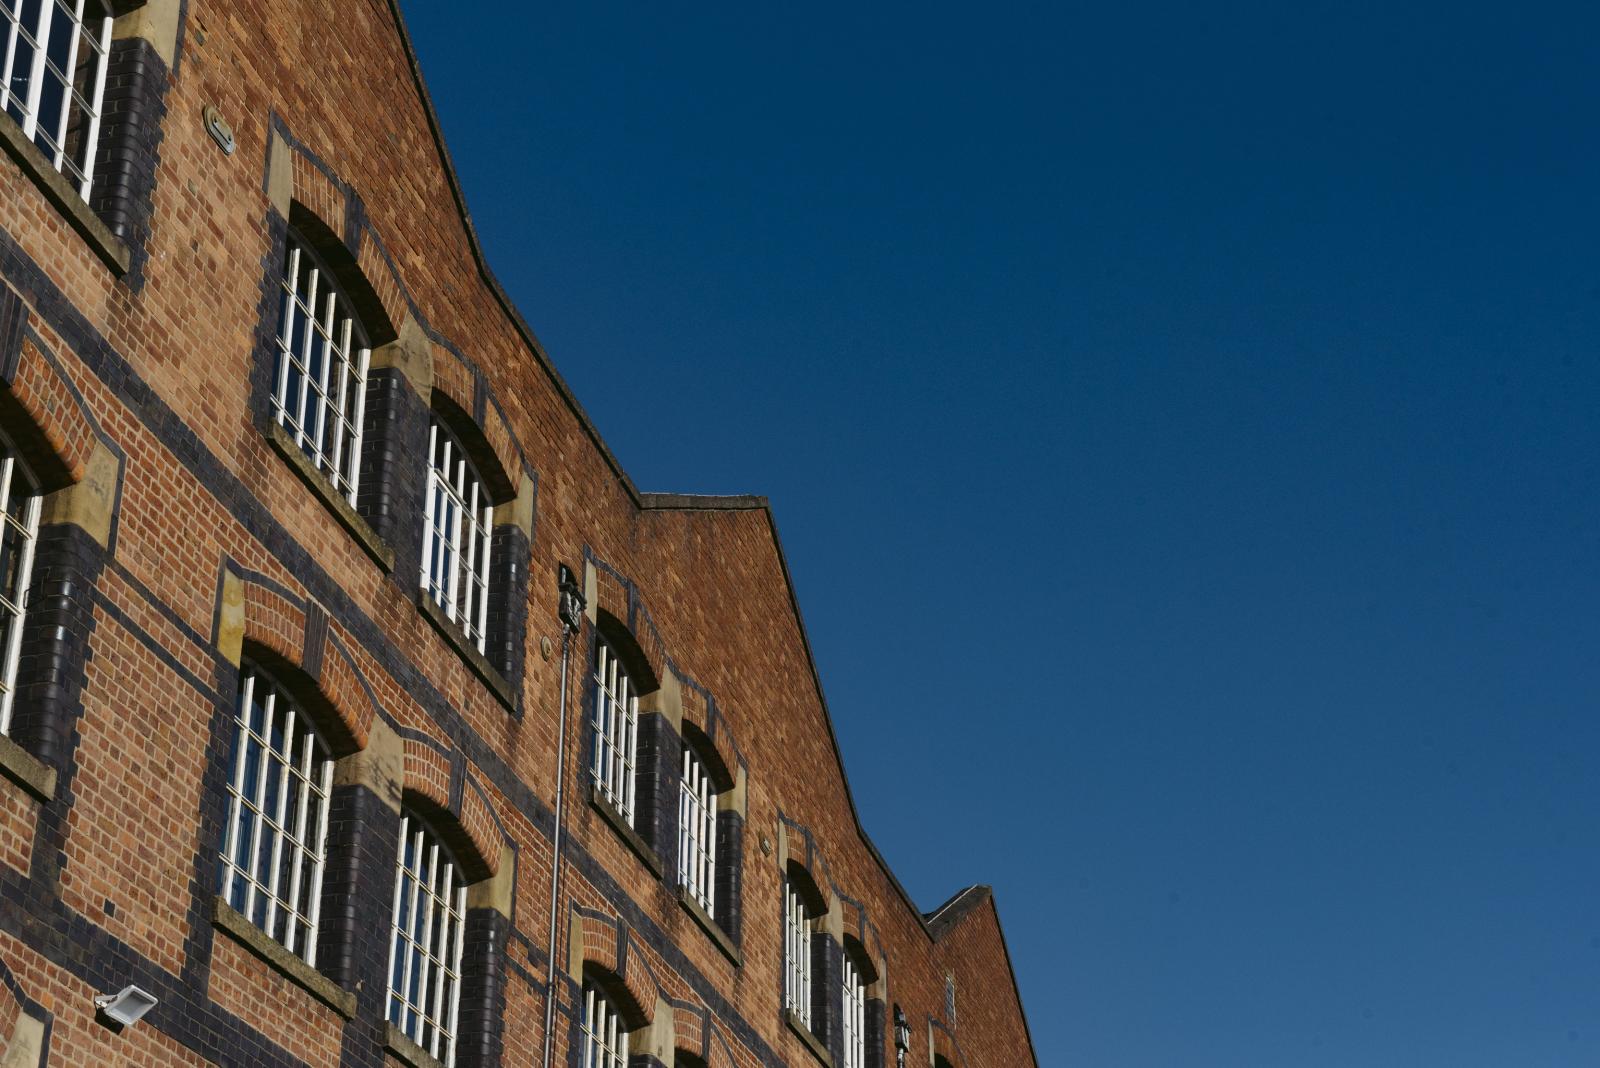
866, 998, 887, 1068
714, 810, 744, 948
812, 931, 845, 1065
8, 522, 106, 773
355, 367, 428, 588
317, 782, 401, 995
456, 907, 509, 1067
484, 523, 528, 691
88, 35, 168, 287
633, 711, 677, 870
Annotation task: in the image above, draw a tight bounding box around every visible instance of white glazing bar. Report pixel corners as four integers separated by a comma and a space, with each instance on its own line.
261, 702, 298, 940
398, 823, 424, 1033
281, 729, 315, 955
0, 2, 22, 114
77, 11, 109, 195
421, 423, 439, 592
304, 757, 332, 966
218, 672, 257, 899
292, 267, 320, 447
241, 686, 279, 922
46, 0, 83, 170
312, 290, 336, 466
327, 315, 353, 490
385, 816, 409, 1023
427, 856, 453, 1057
21, 0, 51, 139
275, 247, 300, 420
346, 347, 369, 501
445, 884, 466, 1067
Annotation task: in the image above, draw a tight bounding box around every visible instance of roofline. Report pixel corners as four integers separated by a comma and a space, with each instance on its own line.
385, 6, 1036, 1060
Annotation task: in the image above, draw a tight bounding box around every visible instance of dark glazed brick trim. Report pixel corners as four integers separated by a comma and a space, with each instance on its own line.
211, 897, 358, 1018
316, 782, 400, 997
483, 523, 529, 694
590, 784, 664, 878
713, 811, 744, 950
419, 593, 518, 712
786, 1008, 836, 1068
86, 35, 168, 288
264, 420, 396, 571
356, 366, 427, 589
677, 887, 740, 967
384, 1023, 446, 1068
865, 999, 887, 1068
633, 711, 676, 867
0, 281, 24, 383
0, 114, 130, 275
0, 732, 54, 800
456, 908, 509, 1066
8, 523, 104, 775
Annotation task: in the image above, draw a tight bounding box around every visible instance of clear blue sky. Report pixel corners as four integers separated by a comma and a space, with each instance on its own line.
402, 4, 1599, 1064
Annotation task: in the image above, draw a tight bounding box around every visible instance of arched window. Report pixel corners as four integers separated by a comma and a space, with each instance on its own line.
592, 634, 638, 823
0, 0, 113, 198
580, 980, 630, 1068
272, 230, 371, 504
218, 663, 335, 964
387, 810, 467, 1066
842, 953, 867, 1068
678, 741, 718, 916
0, 428, 41, 736
421, 415, 494, 651
784, 868, 818, 1028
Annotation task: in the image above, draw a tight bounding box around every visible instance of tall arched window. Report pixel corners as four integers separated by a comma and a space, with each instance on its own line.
842, 954, 867, 1068
580, 981, 630, 1068
592, 635, 638, 823
678, 742, 718, 915
784, 871, 816, 1028
0, 0, 113, 198
218, 663, 334, 964
387, 810, 467, 1066
272, 231, 371, 503
0, 428, 41, 736
421, 415, 494, 652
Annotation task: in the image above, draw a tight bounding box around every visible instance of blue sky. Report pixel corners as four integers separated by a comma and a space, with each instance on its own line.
402, 3, 1600, 1064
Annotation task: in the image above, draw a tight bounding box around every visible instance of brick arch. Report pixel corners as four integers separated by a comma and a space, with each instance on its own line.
285, 200, 398, 347
4, 332, 103, 491
232, 576, 374, 750
671, 1006, 739, 1068
571, 907, 657, 1028
429, 388, 516, 503
398, 735, 500, 880
930, 1022, 964, 1068
594, 608, 660, 695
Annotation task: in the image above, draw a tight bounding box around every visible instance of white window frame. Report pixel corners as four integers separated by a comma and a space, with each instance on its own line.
678, 744, 717, 916
0, 430, 41, 737
272, 233, 371, 504
591, 636, 637, 822
0, 0, 113, 198
580, 981, 630, 1068
784, 877, 813, 1028
421, 416, 494, 651
218, 664, 334, 964
843, 955, 867, 1068
387, 812, 468, 1067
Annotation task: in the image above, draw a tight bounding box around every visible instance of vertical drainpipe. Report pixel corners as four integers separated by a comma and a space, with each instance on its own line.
543, 563, 585, 1068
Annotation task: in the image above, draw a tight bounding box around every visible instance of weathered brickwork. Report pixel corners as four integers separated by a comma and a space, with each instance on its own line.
0, 2, 1037, 1066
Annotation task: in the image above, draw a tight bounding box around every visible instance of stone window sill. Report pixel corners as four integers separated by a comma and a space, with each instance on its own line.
0, 733, 55, 801
418, 593, 517, 713
264, 421, 395, 572
211, 896, 357, 1018
0, 112, 130, 276
678, 886, 741, 967
785, 1008, 835, 1068
384, 1023, 445, 1068
590, 784, 663, 878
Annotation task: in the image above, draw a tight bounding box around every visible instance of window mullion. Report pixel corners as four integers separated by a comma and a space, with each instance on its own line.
20, 0, 51, 139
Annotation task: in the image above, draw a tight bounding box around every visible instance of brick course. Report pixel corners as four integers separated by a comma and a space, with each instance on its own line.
0, 2, 1037, 1066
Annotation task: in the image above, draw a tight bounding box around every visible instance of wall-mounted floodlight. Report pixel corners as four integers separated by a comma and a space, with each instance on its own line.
94, 985, 158, 1027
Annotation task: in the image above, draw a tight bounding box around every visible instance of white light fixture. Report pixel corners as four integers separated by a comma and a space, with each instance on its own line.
94, 985, 158, 1027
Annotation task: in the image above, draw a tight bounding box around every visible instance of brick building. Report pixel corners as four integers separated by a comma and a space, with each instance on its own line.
0, 2, 1038, 1066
